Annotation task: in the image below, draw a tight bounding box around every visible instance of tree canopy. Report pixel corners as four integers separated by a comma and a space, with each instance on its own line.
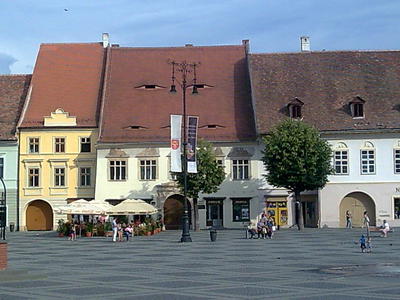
174, 139, 225, 199
262, 119, 333, 193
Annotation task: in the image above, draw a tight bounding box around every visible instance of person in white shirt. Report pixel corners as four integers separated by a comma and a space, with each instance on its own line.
380, 220, 390, 237
112, 218, 118, 242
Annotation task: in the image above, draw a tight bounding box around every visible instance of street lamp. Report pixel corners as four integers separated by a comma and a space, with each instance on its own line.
170, 60, 200, 243
0, 177, 6, 240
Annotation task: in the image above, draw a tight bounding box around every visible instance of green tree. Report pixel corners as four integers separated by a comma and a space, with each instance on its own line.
262, 119, 333, 230
174, 139, 225, 231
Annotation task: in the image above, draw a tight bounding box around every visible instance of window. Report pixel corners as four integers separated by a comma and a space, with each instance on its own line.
80, 138, 91, 153
0, 157, 3, 178
28, 168, 39, 187
55, 138, 65, 153
216, 158, 224, 168
54, 168, 65, 187
290, 105, 302, 118
361, 149, 375, 174
232, 199, 250, 222
394, 198, 400, 219
334, 150, 349, 174
394, 149, 400, 174
350, 97, 365, 118
109, 160, 127, 181
140, 160, 157, 180
29, 138, 39, 153
232, 159, 249, 180
80, 167, 91, 186
287, 98, 304, 119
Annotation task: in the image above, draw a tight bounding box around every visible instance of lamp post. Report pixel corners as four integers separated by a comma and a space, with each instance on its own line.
0, 177, 6, 240
170, 60, 199, 243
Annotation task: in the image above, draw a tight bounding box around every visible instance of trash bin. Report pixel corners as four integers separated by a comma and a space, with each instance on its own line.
9, 222, 15, 232
210, 229, 217, 242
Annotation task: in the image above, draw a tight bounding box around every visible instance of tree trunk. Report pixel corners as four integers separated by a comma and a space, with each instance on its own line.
295, 190, 304, 230
193, 198, 200, 232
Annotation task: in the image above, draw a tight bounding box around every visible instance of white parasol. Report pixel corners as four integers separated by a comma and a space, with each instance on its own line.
106, 199, 158, 215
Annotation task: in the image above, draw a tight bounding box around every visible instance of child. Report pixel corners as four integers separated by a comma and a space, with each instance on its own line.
359, 234, 366, 253
366, 237, 372, 253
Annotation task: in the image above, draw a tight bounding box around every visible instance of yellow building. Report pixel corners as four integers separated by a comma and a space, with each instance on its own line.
17, 42, 106, 230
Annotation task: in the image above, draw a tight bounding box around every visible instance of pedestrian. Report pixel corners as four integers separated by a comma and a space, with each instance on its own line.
366, 237, 372, 253
359, 234, 366, 253
380, 220, 390, 237
70, 222, 77, 241
363, 211, 370, 228
117, 223, 123, 242
112, 218, 118, 242
346, 210, 352, 228
257, 219, 265, 239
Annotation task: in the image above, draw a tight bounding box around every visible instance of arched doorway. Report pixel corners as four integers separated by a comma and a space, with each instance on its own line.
339, 192, 376, 227
163, 194, 191, 230
26, 200, 53, 230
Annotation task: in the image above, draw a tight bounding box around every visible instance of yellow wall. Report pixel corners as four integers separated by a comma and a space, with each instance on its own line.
19, 128, 98, 230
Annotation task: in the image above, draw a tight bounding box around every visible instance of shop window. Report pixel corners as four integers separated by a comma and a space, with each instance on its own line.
232, 199, 250, 222
394, 198, 400, 219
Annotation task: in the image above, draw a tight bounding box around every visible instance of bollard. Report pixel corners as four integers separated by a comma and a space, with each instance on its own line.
210, 229, 217, 242
9, 222, 15, 232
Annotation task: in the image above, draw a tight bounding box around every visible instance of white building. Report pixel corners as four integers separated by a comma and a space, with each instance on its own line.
249, 49, 400, 228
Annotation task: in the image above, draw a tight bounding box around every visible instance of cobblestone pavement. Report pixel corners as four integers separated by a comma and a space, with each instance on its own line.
0, 228, 400, 299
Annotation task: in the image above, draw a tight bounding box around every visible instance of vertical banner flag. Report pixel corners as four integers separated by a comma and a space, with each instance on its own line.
187, 116, 199, 173
170, 115, 182, 172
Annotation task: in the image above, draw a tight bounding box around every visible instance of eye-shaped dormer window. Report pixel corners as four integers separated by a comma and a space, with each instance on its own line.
287, 98, 304, 119
349, 96, 365, 118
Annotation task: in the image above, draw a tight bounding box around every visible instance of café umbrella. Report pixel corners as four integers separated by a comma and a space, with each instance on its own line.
55, 199, 109, 215
106, 199, 158, 215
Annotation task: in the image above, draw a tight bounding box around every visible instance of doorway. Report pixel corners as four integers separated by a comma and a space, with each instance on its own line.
206, 200, 223, 228
26, 200, 53, 230
163, 195, 191, 230
339, 192, 376, 227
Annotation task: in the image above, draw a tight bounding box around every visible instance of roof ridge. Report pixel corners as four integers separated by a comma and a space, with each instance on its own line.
111, 44, 245, 50
0, 74, 32, 77
251, 49, 400, 56
41, 42, 102, 46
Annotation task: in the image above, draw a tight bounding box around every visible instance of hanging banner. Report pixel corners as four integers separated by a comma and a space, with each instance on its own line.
187, 116, 199, 173
170, 115, 182, 172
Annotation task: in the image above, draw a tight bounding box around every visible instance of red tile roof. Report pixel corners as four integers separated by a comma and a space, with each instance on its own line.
0, 75, 31, 140
249, 51, 400, 134
19, 43, 106, 128
99, 45, 256, 143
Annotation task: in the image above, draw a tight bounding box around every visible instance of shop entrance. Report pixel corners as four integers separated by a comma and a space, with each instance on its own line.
339, 192, 376, 227
265, 197, 288, 227
26, 200, 53, 231
301, 195, 318, 228
163, 194, 191, 230
206, 199, 223, 228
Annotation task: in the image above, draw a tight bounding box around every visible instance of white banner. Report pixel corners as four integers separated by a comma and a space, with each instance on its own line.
170, 115, 182, 172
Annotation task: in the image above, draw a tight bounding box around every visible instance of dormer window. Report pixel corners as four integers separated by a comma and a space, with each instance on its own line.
135, 84, 165, 90
349, 96, 365, 118
287, 98, 304, 119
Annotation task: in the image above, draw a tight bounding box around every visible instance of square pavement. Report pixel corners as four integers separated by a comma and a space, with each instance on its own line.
1, 228, 400, 299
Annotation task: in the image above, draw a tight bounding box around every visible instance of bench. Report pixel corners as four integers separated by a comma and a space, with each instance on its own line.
369, 227, 394, 237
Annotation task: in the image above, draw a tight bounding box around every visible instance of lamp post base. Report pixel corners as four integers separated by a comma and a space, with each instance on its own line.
180, 213, 192, 243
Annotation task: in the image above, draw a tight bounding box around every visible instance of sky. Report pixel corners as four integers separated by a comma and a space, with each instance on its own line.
1, 0, 400, 74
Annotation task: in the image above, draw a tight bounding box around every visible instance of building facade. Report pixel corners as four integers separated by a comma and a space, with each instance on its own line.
17, 42, 106, 230
95, 42, 259, 229
0, 75, 31, 230
249, 49, 400, 228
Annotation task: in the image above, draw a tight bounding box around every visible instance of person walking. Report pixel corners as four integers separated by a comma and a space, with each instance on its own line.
359, 234, 366, 253
112, 218, 118, 242
346, 210, 352, 228
363, 211, 370, 228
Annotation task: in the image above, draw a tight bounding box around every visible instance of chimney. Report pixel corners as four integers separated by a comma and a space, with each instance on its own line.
242, 39, 250, 54
102, 33, 109, 48
300, 36, 310, 52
